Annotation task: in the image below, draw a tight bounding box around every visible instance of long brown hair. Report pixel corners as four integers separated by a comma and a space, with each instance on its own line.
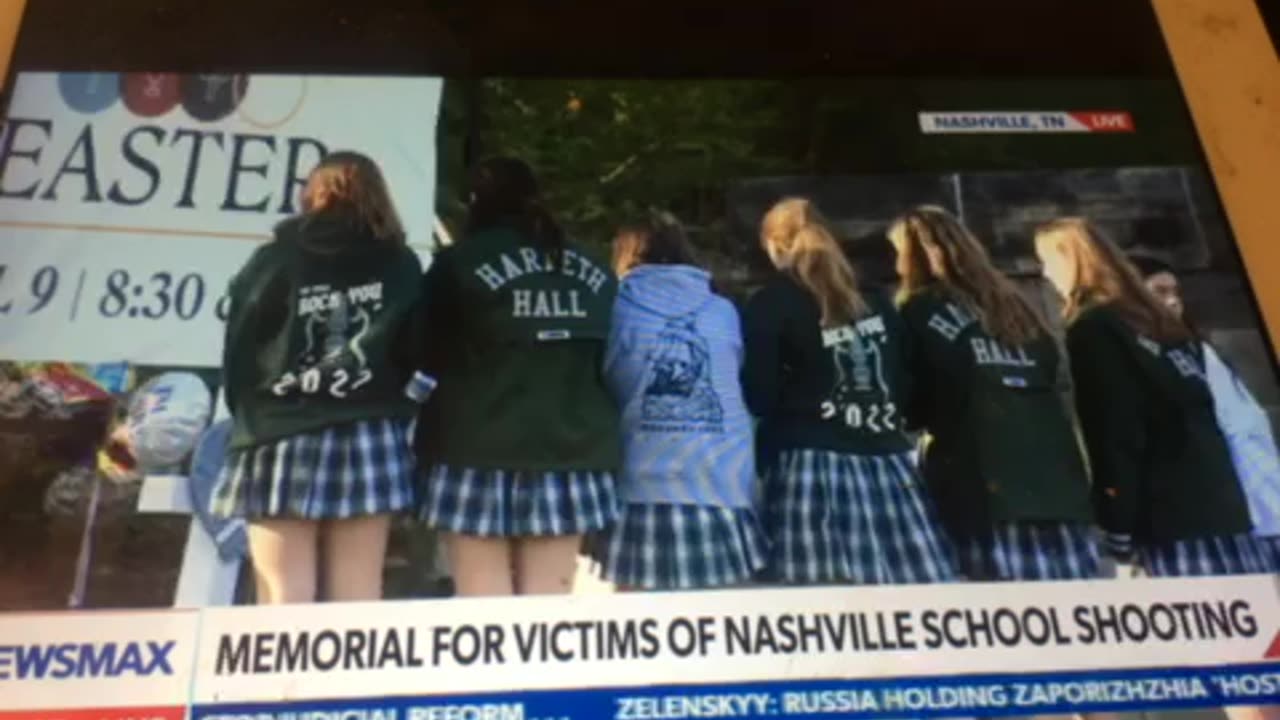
889, 205, 1047, 347
302, 151, 405, 244
612, 211, 698, 276
760, 198, 868, 327
1034, 217, 1191, 342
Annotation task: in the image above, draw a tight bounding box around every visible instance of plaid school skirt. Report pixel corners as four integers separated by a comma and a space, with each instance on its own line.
1137, 533, 1280, 577
210, 419, 416, 520
958, 522, 1101, 581
419, 464, 619, 537
590, 503, 767, 590
764, 449, 957, 585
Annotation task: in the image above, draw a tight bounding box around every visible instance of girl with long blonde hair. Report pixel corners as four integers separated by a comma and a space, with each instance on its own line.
887, 206, 1098, 582
742, 197, 956, 585
1035, 218, 1268, 578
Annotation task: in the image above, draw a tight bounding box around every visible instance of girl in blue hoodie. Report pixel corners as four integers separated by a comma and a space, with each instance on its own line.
593, 212, 766, 590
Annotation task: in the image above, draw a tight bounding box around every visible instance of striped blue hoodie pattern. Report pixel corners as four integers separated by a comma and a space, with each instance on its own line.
603, 265, 756, 508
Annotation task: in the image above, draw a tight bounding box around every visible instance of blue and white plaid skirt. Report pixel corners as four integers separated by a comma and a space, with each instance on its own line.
958, 522, 1101, 581
1138, 533, 1280, 577
419, 464, 619, 537
590, 503, 767, 590
210, 419, 416, 520
764, 449, 957, 585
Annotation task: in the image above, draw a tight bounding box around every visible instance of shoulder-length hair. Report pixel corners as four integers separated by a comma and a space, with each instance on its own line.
612, 210, 698, 276
301, 151, 405, 245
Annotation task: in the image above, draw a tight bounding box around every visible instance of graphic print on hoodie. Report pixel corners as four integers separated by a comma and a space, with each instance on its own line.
641, 314, 724, 430
222, 208, 422, 450
823, 313, 897, 435
605, 265, 755, 509
290, 280, 381, 393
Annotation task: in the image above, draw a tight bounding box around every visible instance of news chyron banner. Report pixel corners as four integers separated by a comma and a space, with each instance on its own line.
186, 578, 1280, 719
0, 610, 198, 720
0, 72, 442, 365
4, 579, 1280, 719
918, 111, 1137, 134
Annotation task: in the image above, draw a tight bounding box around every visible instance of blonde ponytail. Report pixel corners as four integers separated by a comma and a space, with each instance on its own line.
761, 198, 868, 327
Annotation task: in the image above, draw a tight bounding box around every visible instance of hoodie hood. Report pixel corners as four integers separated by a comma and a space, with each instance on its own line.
279, 209, 381, 263
618, 264, 715, 319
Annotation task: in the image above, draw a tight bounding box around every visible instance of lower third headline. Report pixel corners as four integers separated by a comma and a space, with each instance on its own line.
214, 599, 1259, 675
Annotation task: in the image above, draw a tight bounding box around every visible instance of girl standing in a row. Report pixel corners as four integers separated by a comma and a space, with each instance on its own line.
215, 151, 422, 604
416, 157, 621, 597
743, 198, 955, 585
887, 206, 1098, 582
1132, 255, 1280, 563
1035, 218, 1270, 577
595, 213, 766, 590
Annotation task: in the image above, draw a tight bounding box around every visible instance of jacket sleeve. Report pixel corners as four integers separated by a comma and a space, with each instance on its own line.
1067, 312, 1146, 539
741, 286, 782, 417
388, 250, 427, 383
220, 264, 256, 417
221, 245, 287, 417
418, 248, 461, 377
897, 298, 932, 433
602, 301, 625, 382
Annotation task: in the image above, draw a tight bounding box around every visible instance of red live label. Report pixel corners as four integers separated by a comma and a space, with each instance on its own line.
1069, 111, 1136, 132
0, 707, 184, 720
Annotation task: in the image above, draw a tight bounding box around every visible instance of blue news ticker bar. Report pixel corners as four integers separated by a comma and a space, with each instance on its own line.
191, 662, 1280, 720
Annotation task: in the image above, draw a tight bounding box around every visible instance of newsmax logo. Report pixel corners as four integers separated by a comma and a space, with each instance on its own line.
0, 641, 176, 680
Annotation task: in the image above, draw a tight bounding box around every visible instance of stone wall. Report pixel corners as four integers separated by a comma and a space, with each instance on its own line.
727, 165, 1280, 427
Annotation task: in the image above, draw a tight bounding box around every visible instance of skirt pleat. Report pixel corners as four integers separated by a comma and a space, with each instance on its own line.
592, 503, 766, 590
958, 522, 1101, 581
211, 419, 416, 520
1139, 533, 1280, 577
764, 449, 957, 585
420, 464, 619, 537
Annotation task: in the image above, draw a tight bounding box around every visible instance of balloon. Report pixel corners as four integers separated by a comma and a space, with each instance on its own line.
125, 372, 212, 470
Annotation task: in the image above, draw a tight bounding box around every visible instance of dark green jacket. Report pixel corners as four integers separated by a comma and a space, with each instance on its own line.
900, 288, 1092, 536
415, 226, 621, 471
223, 209, 423, 450
742, 274, 913, 460
1067, 303, 1250, 542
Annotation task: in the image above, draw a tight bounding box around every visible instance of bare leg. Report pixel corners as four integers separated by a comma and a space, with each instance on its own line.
247, 519, 318, 604
321, 515, 392, 602
445, 533, 515, 597
513, 535, 581, 595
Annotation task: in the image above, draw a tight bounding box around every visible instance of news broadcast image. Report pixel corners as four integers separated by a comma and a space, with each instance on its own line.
3, 3, 1280, 720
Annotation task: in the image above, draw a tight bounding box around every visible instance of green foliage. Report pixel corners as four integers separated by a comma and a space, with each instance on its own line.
471, 79, 795, 253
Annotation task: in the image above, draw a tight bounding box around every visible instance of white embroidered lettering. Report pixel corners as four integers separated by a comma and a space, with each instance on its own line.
475, 263, 505, 291
513, 289, 532, 318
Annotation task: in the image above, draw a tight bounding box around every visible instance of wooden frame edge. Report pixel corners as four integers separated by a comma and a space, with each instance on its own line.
0, 0, 24, 93
1152, 0, 1280, 353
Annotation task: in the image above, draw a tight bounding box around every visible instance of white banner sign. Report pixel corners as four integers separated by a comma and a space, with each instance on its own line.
0, 72, 442, 366
919, 111, 1135, 134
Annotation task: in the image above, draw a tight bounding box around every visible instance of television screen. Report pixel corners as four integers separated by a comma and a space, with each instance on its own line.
2, 4, 1279, 720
